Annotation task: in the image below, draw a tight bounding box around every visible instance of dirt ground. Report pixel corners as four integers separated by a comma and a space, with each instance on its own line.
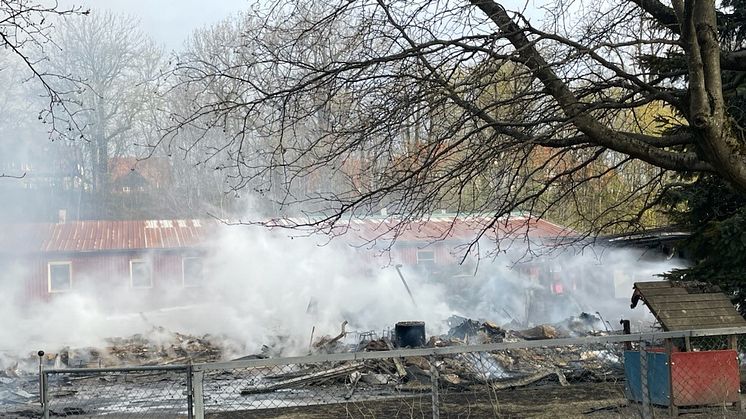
207, 382, 745, 419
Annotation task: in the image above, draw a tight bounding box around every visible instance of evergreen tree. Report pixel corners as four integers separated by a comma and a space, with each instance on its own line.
661, 0, 746, 314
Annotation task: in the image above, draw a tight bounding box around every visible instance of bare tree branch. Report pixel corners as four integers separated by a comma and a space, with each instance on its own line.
157, 0, 746, 249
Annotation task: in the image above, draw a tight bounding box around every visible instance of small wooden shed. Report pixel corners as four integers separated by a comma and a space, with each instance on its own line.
626, 281, 745, 415
631, 281, 746, 332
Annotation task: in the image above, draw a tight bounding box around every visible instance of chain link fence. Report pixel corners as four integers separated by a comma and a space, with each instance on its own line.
36, 365, 190, 418
1, 327, 744, 418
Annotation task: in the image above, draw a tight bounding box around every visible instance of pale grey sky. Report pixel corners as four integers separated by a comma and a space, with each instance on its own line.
61, 0, 250, 49
59, 1, 548, 51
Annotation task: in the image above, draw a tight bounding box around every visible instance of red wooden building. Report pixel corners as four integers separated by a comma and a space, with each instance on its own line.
0, 219, 213, 308
0, 215, 572, 314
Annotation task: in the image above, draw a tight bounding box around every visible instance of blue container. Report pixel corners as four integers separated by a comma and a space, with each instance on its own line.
624, 350, 671, 406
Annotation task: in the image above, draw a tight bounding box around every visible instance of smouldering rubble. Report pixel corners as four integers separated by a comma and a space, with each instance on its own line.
1, 312, 622, 413
234, 312, 622, 397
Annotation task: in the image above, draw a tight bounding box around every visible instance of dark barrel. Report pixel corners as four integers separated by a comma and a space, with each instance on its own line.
394, 321, 426, 348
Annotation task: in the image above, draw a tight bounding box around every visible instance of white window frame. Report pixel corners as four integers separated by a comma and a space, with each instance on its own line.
182, 257, 204, 288
416, 249, 436, 265
129, 259, 153, 289
48, 261, 72, 293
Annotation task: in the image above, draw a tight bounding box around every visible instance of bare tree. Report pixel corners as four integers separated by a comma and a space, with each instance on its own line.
162, 0, 745, 243
0, 52, 39, 179
1, 0, 88, 138
45, 12, 163, 208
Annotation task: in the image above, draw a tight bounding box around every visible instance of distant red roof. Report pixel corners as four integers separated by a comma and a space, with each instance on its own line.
0, 219, 215, 254
0, 215, 571, 254
110, 157, 172, 188
274, 214, 571, 245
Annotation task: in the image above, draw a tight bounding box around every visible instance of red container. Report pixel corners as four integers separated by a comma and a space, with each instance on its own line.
671, 350, 740, 406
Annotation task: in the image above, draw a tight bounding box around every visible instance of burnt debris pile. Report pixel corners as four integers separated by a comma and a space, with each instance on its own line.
237, 313, 621, 397
4, 328, 224, 374
0, 312, 620, 413
0, 373, 37, 409
104, 330, 222, 366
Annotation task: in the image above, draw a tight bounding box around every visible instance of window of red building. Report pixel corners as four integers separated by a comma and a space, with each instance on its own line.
182, 257, 204, 287
48, 262, 72, 293
130, 260, 153, 288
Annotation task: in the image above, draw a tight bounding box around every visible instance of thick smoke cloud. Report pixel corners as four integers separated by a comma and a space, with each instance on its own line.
0, 221, 682, 366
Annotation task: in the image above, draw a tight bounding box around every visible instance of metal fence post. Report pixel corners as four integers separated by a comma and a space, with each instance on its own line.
665, 338, 678, 416
640, 341, 652, 419
42, 371, 50, 419
186, 365, 194, 419
38, 350, 45, 416
193, 370, 205, 419
429, 355, 440, 419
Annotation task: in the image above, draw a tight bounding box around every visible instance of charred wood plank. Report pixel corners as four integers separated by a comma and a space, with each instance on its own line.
240, 362, 365, 395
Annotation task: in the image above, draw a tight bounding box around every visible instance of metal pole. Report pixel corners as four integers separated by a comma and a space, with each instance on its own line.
639, 341, 652, 419
38, 350, 51, 419
429, 355, 440, 419
42, 371, 50, 419
37, 351, 44, 409
186, 365, 194, 419
620, 320, 631, 350
395, 265, 417, 307
665, 338, 678, 416
193, 371, 205, 419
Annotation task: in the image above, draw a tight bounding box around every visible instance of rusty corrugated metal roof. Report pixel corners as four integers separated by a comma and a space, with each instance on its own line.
0, 215, 570, 254
337, 215, 570, 244
0, 219, 216, 254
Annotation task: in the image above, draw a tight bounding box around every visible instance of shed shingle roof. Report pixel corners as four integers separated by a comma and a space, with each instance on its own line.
633, 281, 746, 331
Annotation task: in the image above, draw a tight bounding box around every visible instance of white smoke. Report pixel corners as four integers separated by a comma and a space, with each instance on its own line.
0, 220, 683, 365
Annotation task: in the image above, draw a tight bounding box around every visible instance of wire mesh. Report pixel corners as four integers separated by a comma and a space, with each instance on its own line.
662, 334, 744, 416
199, 359, 433, 417
0, 374, 42, 419
43, 367, 189, 418
24, 328, 746, 418
435, 341, 628, 417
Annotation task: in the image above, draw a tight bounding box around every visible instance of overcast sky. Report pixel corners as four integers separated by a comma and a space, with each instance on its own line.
60, 1, 545, 51
61, 0, 250, 50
